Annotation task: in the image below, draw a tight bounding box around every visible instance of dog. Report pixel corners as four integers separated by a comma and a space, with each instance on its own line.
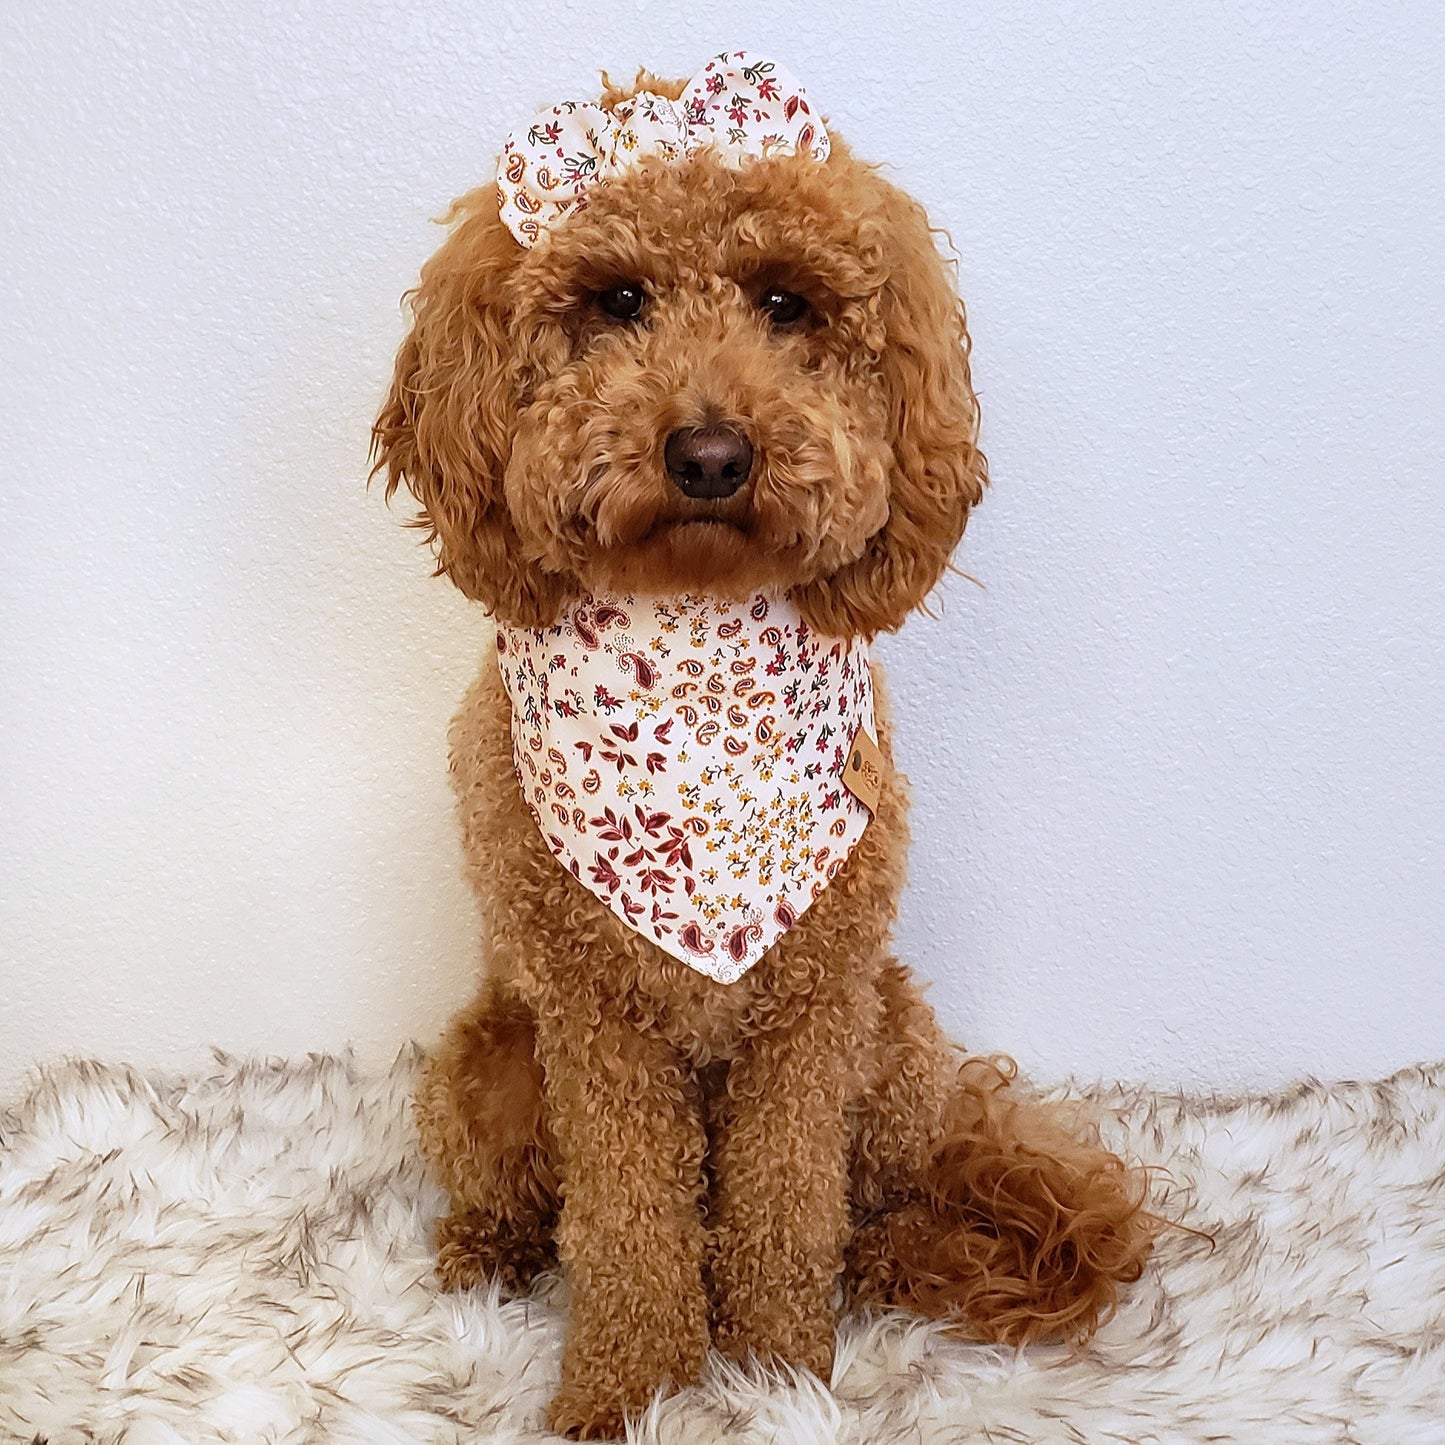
373, 53, 1156, 1441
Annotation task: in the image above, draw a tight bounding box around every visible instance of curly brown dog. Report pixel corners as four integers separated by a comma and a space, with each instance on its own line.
374, 61, 1156, 1441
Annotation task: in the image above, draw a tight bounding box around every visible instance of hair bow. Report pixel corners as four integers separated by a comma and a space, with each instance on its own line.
497, 50, 830, 247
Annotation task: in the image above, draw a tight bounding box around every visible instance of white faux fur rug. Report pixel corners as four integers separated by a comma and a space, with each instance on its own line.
2, 1051, 1443, 1444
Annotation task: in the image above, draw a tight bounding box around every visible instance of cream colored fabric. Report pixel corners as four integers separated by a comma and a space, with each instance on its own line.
496, 593, 874, 981
497, 50, 830, 246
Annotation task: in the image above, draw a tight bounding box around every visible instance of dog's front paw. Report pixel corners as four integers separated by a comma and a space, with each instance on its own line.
545, 1385, 632, 1441
709, 1230, 839, 1378
546, 1293, 708, 1440
712, 1305, 836, 1380
544, 1362, 672, 1441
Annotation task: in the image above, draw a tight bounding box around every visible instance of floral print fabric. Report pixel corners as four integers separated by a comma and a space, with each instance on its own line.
496, 593, 875, 982
497, 50, 830, 247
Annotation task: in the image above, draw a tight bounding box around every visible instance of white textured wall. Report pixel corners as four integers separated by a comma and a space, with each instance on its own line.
3, 2, 1442, 1098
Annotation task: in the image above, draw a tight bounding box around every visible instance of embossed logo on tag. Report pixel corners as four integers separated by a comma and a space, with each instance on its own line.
842, 725, 884, 813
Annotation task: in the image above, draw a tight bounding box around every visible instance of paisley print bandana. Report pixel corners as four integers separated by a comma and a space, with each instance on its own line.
497, 50, 830, 247
496, 593, 876, 982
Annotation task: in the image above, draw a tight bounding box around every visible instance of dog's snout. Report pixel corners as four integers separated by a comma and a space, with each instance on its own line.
664, 424, 754, 500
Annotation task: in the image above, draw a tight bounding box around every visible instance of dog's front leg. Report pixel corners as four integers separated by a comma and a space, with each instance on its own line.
707, 983, 872, 1378
531, 988, 709, 1440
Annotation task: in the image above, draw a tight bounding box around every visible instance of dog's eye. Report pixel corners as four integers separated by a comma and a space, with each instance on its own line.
758, 288, 810, 328
595, 283, 647, 322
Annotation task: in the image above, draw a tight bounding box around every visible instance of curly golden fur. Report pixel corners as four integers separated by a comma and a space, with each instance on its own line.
377, 72, 1156, 1440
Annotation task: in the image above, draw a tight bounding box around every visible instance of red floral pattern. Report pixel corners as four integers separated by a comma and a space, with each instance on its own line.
497, 51, 830, 247
497, 593, 876, 982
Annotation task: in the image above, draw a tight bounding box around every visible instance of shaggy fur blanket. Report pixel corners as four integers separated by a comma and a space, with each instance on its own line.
2, 1051, 1442, 1444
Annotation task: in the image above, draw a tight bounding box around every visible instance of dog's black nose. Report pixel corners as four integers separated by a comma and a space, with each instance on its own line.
664, 424, 754, 500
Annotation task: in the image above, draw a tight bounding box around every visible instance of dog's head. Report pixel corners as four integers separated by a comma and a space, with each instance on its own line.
374, 71, 986, 637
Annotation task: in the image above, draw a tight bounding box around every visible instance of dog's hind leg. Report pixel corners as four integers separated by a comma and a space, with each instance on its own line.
414, 982, 560, 1293
848, 958, 957, 1224
847, 962, 1158, 1345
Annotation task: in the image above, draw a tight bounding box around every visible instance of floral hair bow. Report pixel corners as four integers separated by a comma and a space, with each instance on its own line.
497, 50, 830, 247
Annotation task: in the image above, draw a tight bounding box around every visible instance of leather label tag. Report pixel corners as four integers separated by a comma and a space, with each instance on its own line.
842, 725, 885, 813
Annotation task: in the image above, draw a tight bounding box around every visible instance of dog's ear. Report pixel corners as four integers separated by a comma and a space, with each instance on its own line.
371, 187, 571, 626
795, 190, 986, 638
